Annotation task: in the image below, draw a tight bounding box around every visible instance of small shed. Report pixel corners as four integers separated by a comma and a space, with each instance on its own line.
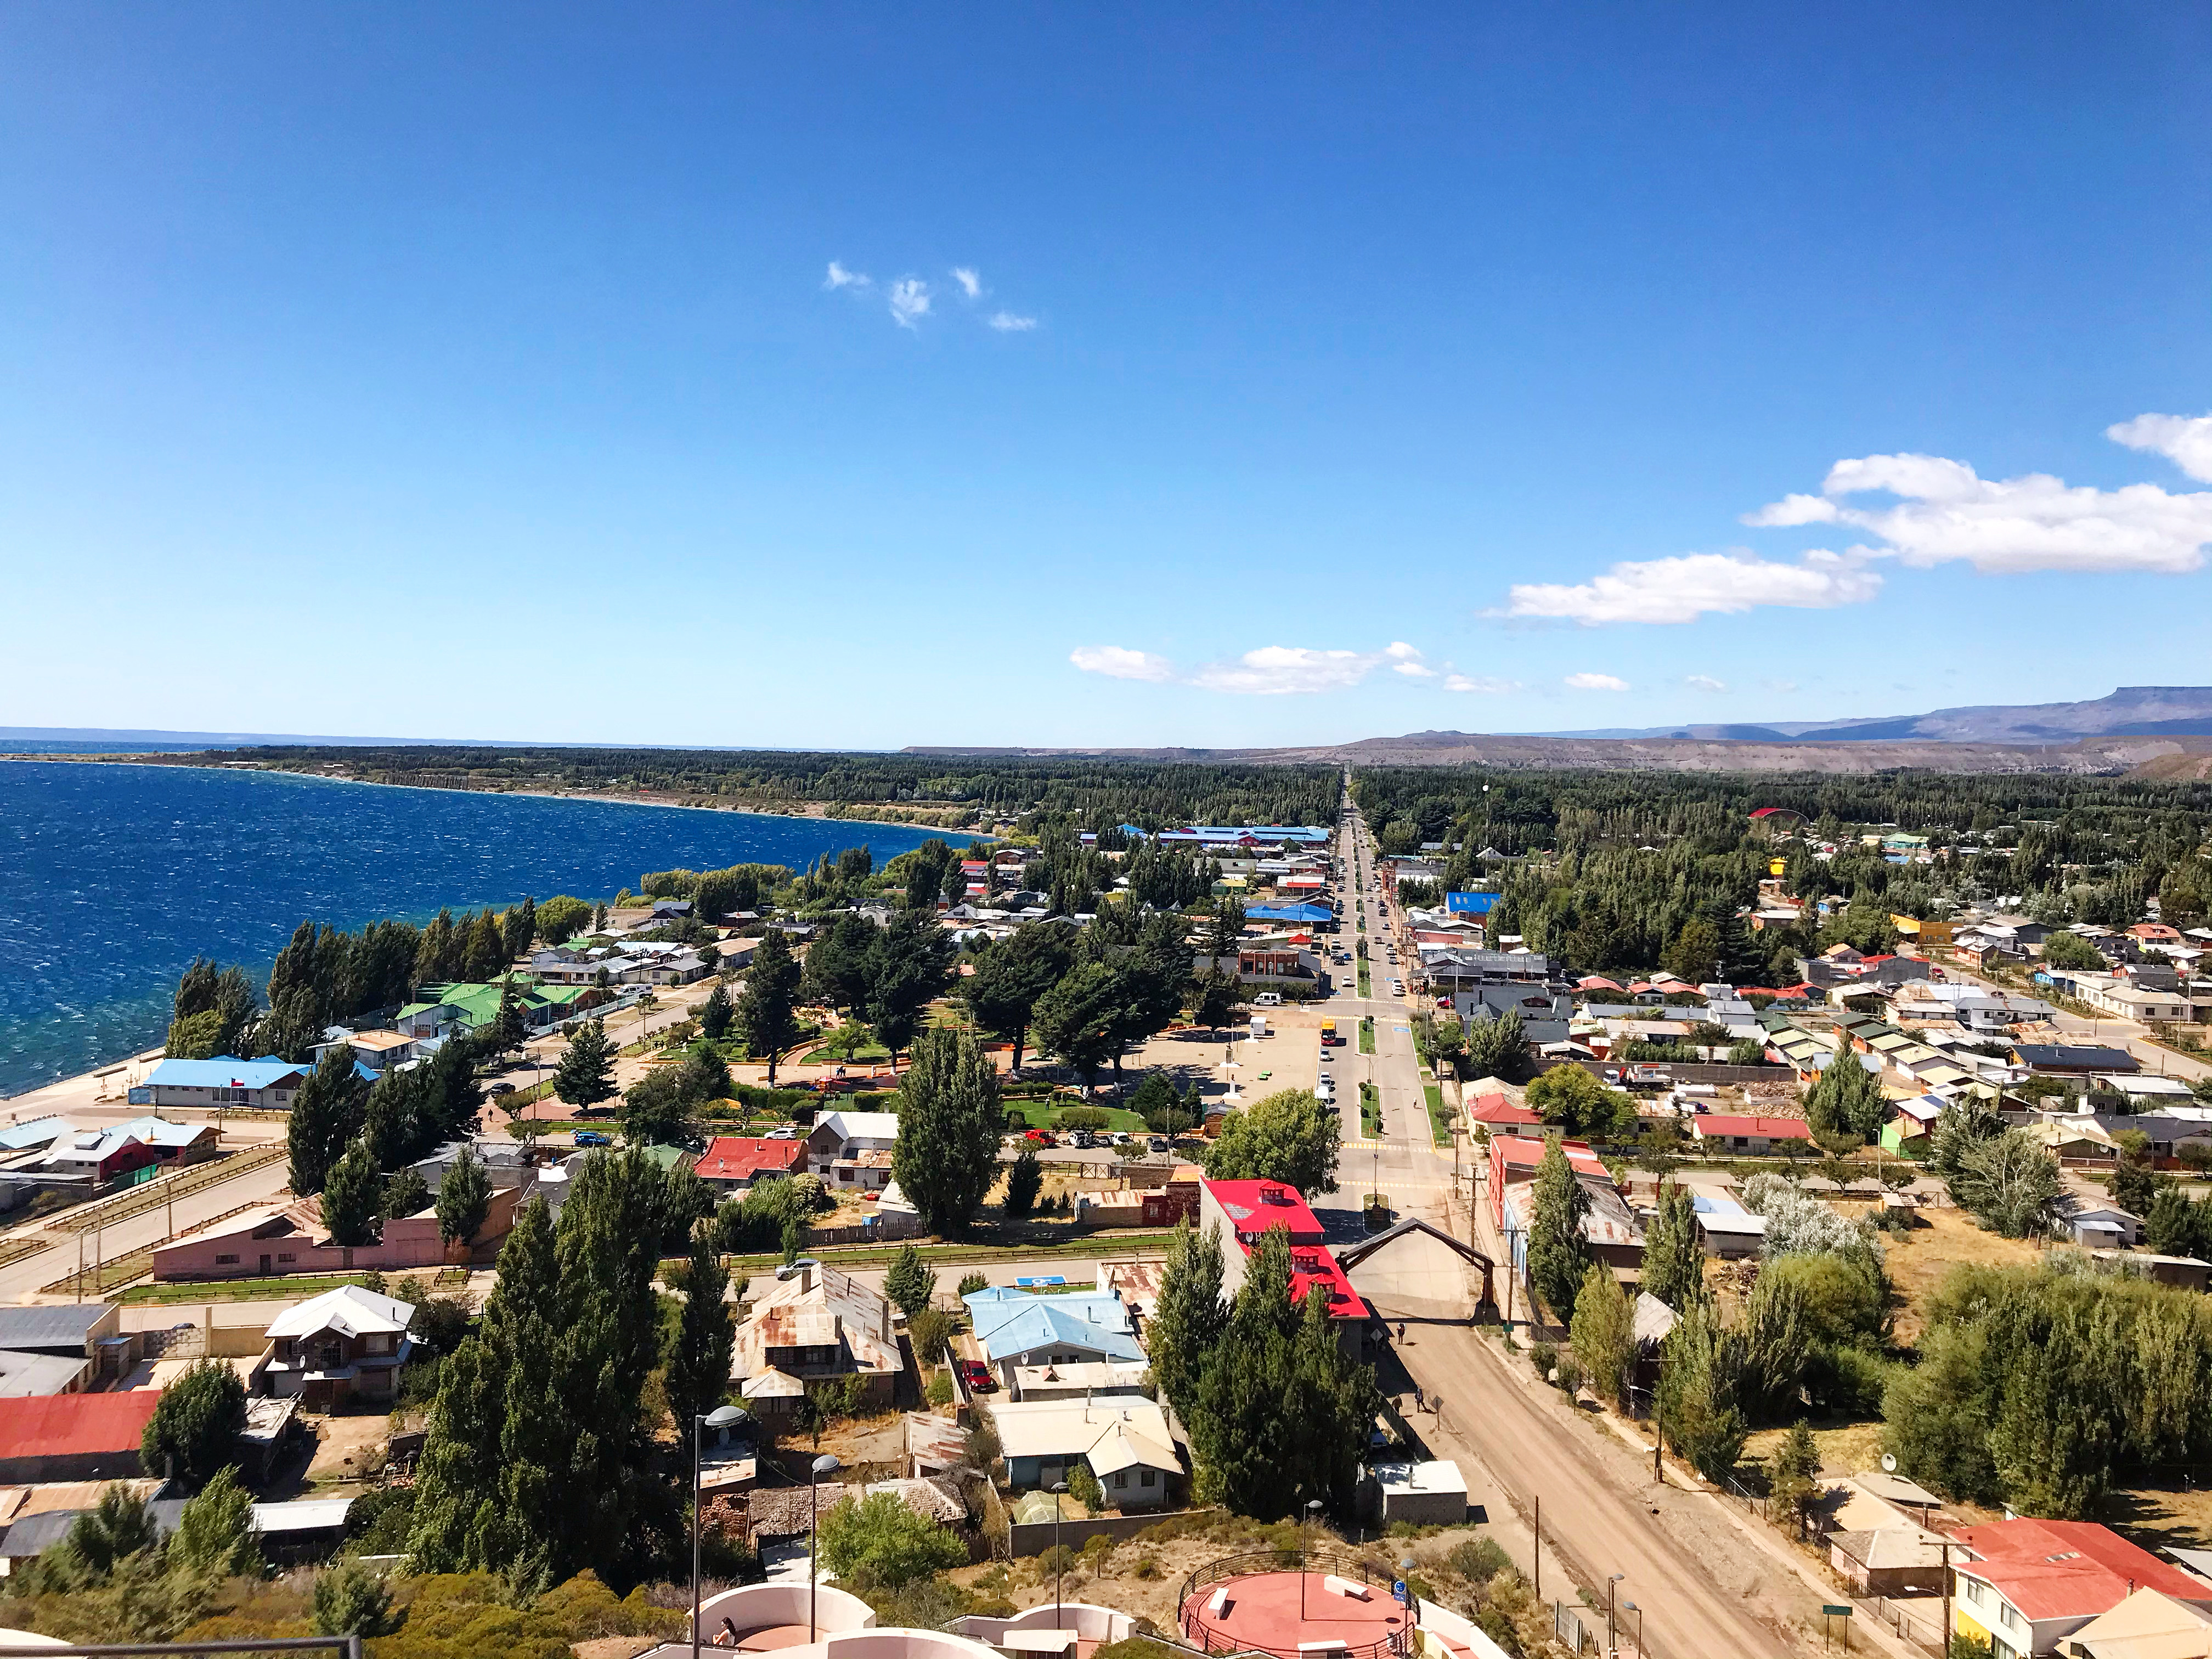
1367, 1459, 1468, 1528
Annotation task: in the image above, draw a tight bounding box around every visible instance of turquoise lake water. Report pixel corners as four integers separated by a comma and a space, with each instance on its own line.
0, 760, 973, 1098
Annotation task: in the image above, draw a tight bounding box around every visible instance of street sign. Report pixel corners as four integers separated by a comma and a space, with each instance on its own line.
1822, 1606, 1852, 1618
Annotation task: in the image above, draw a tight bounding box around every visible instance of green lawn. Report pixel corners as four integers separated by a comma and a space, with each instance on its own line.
1360, 1080, 1381, 1138
1424, 1083, 1452, 1146
1358, 960, 1372, 996
712, 1228, 1184, 1278
1002, 1101, 1148, 1133
117, 1271, 386, 1306
1358, 1017, 1375, 1054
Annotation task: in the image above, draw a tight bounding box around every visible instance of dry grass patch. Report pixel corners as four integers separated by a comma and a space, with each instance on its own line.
1883, 1205, 2040, 1346
1742, 1420, 1886, 1479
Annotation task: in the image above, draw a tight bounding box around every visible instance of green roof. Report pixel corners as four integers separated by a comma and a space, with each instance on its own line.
636, 1144, 692, 1172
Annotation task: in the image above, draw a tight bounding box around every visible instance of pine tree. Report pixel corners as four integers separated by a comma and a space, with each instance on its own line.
1147, 1220, 1227, 1423
665, 1227, 735, 1430
699, 982, 733, 1042
464, 910, 509, 981
503, 898, 537, 960
551, 1019, 615, 1110
962, 924, 1074, 1071
736, 930, 803, 1085
1769, 1420, 1821, 1536
1190, 1225, 1302, 1517
884, 1244, 937, 1317
436, 1147, 492, 1246
890, 1029, 1003, 1236
1805, 1057, 1888, 1143
1002, 1147, 1043, 1215
321, 1143, 383, 1250
170, 1465, 258, 1578
866, 908, 955, 1062
287, 1045, 369, 1196
1525, 1135, 1591, 1325
1641, 1181, 1705, 1310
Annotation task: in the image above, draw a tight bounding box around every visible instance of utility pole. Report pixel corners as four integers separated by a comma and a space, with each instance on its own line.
1941, 1539, 1951, 1653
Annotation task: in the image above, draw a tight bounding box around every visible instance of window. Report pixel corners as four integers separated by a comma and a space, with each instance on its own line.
276, 1253, 296, 1263
215, 1254, 240, 1265
1141, 1469, 1156, 1487
1113, 1471, 1127, 1488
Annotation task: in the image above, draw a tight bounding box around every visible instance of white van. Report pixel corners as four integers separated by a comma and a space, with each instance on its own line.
1252, 991, 1283, 1008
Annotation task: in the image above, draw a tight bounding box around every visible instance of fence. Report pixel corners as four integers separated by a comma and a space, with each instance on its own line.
1009, 1505, 1220, 1559
1862, 1593, 1946, 1652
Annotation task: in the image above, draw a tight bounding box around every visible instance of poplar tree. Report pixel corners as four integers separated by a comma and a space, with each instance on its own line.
1657, 1297, 1746, 1480
665, 1228, 735, 1429
287, 1044, 368, 1196
320, 1143, 383, 1250
1640, 1180, 1705, 1310
1146, 1220, 1227, 1423
884, 1244, 937, 1318
1525, 1135, 1590, 1324
736, 930, 803, 1085
1805, 1056, 1887, 1142
436, 1147, 492, 1246
1568, 1263, 1636, 1410
890, 1029, 1003, 1235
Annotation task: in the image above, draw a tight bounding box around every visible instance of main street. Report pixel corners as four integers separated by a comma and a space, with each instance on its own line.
1328, 787, 1812, 1659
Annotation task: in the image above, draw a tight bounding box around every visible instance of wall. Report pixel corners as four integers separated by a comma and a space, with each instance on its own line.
1006, 1506, 1218, 1558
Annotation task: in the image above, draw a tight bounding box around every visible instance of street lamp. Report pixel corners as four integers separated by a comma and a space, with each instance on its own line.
1621, 1600, 1643, 1659
809, 1452, 841, 1640
1300, 1497, 1323, 1620
1051, 1480, 1070, 1629
691, 1404, 748, 1658
1606, 1575, 1623, 1659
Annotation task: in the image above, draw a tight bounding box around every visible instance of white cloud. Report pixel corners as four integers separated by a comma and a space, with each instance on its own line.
1393, 661, 1437, 678
825, 261, 870, 291
1191, 647, 1386, 695
952, 267, 983, 300
1684, 675, 1728, 692
2108, 413, 2212, 484
988, 311, 1038, 332
1069, 646, 1176, 683
1506, 551, 1883, 625
1762, 678, 1801, 693
1565, 672, 1630, 691
1750, 446, 2212, 575
888, 279, 932, 329
1443, 674, 1521, 693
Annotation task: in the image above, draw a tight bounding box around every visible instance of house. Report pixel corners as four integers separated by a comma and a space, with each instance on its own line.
310, 1027, 418, 1076
152, 1183, 524, 1279
2062, 1587, 2212, 1659
141, 1057, 307, 1112
695, 1136, 808, 1193
963, 1288, 1143, 1391
259, 1285, 416, 1410
1489, 1138, 1644, 1276
1690, 1192, 1767, 1259
1194, 1180, 1370, 1336
1006, 1359, 1152, 1402
1828, 1525, 1950, 1598
2014, 1045, 2141, 1079
805, 1111, 901, 1192
984, 1396, 1180, 1507
0, 1351, 91, 1398
1881, 1094, 1945, 1154
0, 1392, 163, 1482
1948, 1518, 2212, 1659
1689, 1115, 1816, 1156
1454, 986, 1575, 1047
2048, 1194, 2143, 1249
13, 1127, 163, 1192
0, 1307, 123, 1369
1464, 1092, 1544, 1138
731, 1263, 902, 1418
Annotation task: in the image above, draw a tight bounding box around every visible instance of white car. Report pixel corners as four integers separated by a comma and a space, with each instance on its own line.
1390, 979, 1405, 995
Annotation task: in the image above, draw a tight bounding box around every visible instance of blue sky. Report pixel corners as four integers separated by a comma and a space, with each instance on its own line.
2, 4, 2208, 748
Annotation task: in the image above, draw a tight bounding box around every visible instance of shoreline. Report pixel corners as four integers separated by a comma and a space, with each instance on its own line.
0, 753, 995, 840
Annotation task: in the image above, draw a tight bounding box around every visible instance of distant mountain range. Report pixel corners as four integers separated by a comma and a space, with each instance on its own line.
1523, 686, 2212, 746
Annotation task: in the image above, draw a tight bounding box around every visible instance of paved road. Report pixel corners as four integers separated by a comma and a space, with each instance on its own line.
1940, 961, 2211, 1086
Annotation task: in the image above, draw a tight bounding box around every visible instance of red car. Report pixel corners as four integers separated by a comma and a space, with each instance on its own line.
1024, 1128, 1057, 1147
960, 1361, 999, 1393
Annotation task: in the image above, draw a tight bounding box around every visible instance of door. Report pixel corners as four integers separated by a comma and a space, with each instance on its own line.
258, 1254, 271, 1274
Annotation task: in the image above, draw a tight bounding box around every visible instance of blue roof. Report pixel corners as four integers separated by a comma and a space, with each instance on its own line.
962, 1291, 1143, 1364
144, 1058, 307, 1091
1246, 903, 1334, 923
0, 1118, 74, 1151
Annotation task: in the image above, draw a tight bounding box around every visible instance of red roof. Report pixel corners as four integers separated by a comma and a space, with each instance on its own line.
1491, 1136, 1607, 1177
1466, 1093, 1542, 1126
0, 1390, 160, 1459
1286, 1242, 1369, 1321
1577, 976, 1624, 992
695, 1137, 806, 1182
1691, 1115, 1814, 1140
1202, 1178, 1324, 1244
1949, 1519, 2210, 1622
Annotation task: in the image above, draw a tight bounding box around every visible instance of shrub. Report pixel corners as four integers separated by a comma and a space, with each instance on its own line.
956, 1270, 991, 1299
909, 1308, 955, 1364
1527, 1341, 1558, 1383
1552, 1355, 1584, 1396
1447, 1536, 1512, 1585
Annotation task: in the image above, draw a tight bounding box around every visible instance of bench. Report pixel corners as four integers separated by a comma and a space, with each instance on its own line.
1323, 1576, 1372, 1601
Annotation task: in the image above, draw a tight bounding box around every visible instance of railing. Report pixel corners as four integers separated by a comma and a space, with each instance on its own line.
1179, 1548, 1411, 1659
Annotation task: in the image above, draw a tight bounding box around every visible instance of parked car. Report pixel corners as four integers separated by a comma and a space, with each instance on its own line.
959, 1359, 999, 1393
573, 1130, 611, 1147
777, 1256, 822, 1281
1070, 1130, 1097, 1149
765, 1125, 799, 1139
487, 1081, 516, 1097
1147, 1135, 1170, 1152
1024, 1128, 1057, 1147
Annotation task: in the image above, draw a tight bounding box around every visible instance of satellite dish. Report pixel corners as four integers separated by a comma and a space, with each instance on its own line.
1882, 1454, 1898, 1473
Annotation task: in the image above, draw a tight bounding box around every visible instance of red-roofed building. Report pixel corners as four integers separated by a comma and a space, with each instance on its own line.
694, 1136, 808, 1193
0, 1390, 162, 1482
1948, 1517, 2212, 1658
1465, 1093, 1543, 1138
1194, 1180, 1368, 1339
1486, 1135, 1607, 1232
1689, 1115, 1815, 1155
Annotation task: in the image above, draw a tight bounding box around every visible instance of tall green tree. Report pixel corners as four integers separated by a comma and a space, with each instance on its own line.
736, 929, 804, 1085
142, 1359, 248, 1491
1641, 1181, 1704, 1310
698, 982, 733, 1042
1805, 1057, 1888, 1143
866, 908, 956, 1061
1204, 1088, 1340, 1193
1657, 1297, 1746, 1481
884, 1244, 938, 1318
436, 1147, 492, 1246
1462, 1007, 1530, 1080
890, 1029, 1003, 1235
1030, 961, 1123, 1091
1002, 1146, 1043, 1215
1146, 1220, 1227, 1423
170, 1465, 258, 1579
963, 924, 1075, 1071
1522, 1064, 1635, 1138
1568, 1263, 1636, 1410
1950, 1130, 2058, 1238
320, 1142, 383, 1250
551, 1018, 614, 1111
1525, 1135, 1590, 1323
286, 1043, 369, 1196
800, 912, 880, 1018
665, 1227, 734, 1429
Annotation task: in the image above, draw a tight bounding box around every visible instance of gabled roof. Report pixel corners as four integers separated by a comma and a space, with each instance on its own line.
265, 1285, 414, 1342
1692, 1115, 1814, 1139
815, 1111, 901, 1143
0, 1391, 161, 1459
965, 1295, 1143, 1365
1949, 1519, 2211, 1622
696, 1137, 807, 1181
143, 1058, 306, 1091
1202, 1178, 1324, 1240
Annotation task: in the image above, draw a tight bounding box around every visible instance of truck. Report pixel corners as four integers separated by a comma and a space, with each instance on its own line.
1319, 1017, 1340, 1046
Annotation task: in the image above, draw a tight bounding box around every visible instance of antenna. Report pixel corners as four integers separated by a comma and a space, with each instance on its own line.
1882, 1453, 1898, 1472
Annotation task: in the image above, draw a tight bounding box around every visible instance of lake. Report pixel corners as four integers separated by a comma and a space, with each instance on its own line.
0, 760, 975, 1098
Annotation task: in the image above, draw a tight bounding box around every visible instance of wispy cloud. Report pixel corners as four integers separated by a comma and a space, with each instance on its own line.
1684, 674, 1728, 692
988, 312, 1039, 332
1068, 646, 1175, 683
1507, 550, 1882, 625
888, 279, 932, 330
952, 267, 983, 300
825, 261, 871, 291
1443, 674, 1522, 694
2107, 413, 2212, 485
1565, 672, 1630, 691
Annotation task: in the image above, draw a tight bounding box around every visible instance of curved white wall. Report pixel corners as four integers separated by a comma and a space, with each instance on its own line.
817, 1629, 1007, 1659
695, 1579, 878, 1641
955, 1602, 1137, 1645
